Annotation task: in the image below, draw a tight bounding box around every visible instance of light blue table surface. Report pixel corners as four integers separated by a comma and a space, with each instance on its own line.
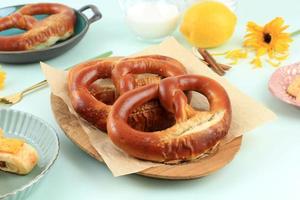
0, 0, 300, 199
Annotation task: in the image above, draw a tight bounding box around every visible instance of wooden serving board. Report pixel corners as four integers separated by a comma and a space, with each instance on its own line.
51, 94, 242, 179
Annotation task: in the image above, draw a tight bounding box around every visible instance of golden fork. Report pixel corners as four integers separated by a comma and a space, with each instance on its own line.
0, 80, 47, 104
0, 51, 113, 105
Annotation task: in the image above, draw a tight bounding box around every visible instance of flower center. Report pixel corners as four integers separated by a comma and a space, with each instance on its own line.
263, 33, 272, 44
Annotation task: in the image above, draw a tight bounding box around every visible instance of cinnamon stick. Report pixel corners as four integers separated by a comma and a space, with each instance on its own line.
197, 48, 226, 76
219, 63, 231, 71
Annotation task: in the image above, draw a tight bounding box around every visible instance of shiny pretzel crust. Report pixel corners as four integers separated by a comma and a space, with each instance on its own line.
107, 75, 231, 163
0, 3, 76, 51
68, 56, 187, 132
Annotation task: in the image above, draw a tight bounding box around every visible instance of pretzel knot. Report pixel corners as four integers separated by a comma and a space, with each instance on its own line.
68, 55, 187, 132
107, 75, 232, 163
0, 3, 76, 51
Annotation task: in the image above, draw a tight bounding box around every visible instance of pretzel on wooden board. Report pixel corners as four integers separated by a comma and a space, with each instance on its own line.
0, 3, 76, 51
68, 55, 187, 132
107, 75, 231, 163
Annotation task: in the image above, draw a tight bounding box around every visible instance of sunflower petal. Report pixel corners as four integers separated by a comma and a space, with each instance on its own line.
0, 67, 6, 90
267, 59, 281, 67
251, 57, 262, 68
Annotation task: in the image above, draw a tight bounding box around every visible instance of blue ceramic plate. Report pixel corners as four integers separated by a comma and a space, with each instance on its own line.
0, 4, 102, 64
0, 109, 59, 200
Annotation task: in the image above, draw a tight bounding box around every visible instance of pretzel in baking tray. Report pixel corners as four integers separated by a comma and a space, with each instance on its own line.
68, 55, 187, 132
0, 3, 76, 51
107, 75, 231, 163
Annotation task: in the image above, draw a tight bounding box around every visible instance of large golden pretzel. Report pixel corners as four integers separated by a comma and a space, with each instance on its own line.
107, 75, 231, 163
68, 55, 187, 132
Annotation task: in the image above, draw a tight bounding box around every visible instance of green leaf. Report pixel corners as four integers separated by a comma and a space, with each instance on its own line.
90, 51, 113, 60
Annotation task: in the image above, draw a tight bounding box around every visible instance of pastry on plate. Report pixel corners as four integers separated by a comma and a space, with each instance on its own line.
0, 129, 39, 175
287, 75, 300, 101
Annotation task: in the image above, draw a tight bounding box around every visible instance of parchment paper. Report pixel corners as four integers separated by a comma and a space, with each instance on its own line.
41, 37, 277, 176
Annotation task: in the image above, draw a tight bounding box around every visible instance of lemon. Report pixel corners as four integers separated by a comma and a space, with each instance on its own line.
180, 1, 237, 48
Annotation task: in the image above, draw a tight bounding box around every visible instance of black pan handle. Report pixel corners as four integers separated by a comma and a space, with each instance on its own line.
78, 5, 102, 25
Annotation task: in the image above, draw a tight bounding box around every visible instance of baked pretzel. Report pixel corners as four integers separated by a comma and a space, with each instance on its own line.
107, 75, 231, 163
68, 55, 187, 132
0, 3, 76, 51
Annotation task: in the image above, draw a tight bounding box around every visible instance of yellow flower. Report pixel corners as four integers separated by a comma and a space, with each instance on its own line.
0, 68, 6, 90
244, 17, 292, 67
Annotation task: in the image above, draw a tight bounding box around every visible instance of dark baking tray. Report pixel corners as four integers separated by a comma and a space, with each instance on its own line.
0, 4, 102, 64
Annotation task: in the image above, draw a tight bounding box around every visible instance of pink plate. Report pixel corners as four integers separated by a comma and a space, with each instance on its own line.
269, 62, 300, 107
